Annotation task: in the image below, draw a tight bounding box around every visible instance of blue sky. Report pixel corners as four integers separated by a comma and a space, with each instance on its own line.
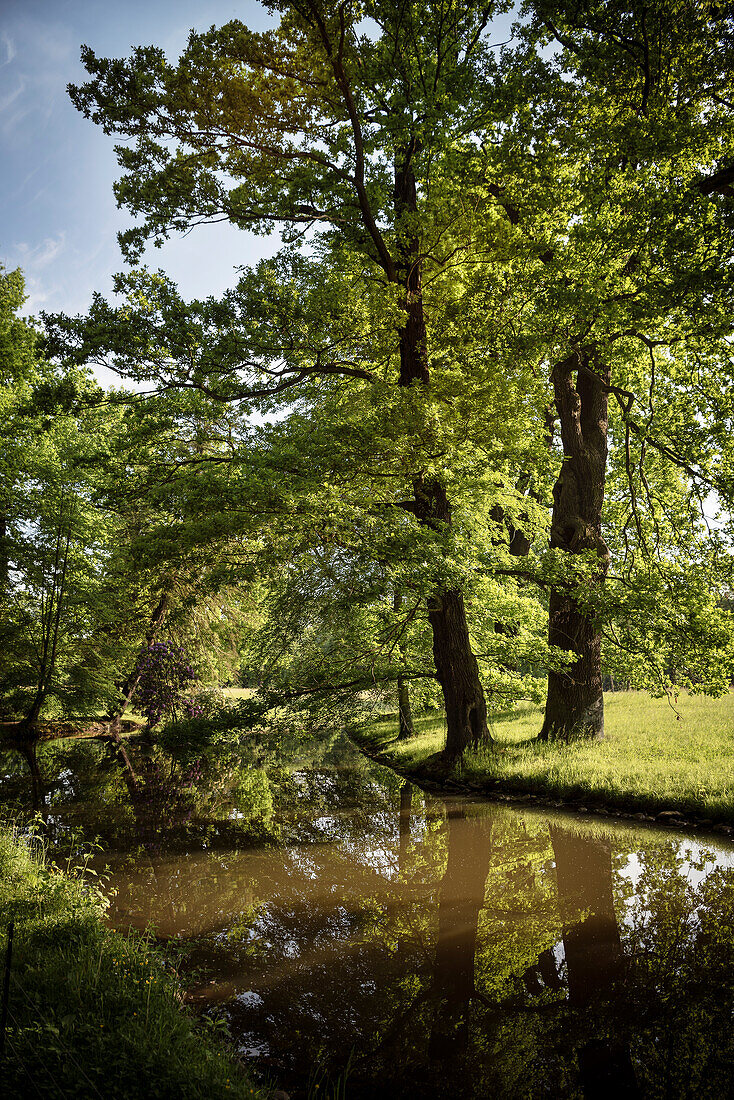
0, 0, 278, 318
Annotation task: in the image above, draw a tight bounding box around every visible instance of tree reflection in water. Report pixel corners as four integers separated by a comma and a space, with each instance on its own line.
550, 827, 640, 1098
3, 732, 734, 1098
429, 806, 493, 1071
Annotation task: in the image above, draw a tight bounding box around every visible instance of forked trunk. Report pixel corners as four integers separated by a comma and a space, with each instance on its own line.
540, 352, 610, 743
395, 144, 490, 758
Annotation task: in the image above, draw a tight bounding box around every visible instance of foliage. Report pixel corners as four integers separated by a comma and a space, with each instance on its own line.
0, 268, 131, 721
42, 0, 734, 743
133, 641, 200, 727
0, 268, 260, 727
0, 823, 268, 1099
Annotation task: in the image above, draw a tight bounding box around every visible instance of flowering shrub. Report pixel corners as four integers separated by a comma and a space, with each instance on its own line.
133, 641, 201, 727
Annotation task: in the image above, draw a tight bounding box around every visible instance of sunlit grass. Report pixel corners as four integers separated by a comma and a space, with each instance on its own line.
363, 691, 734, 820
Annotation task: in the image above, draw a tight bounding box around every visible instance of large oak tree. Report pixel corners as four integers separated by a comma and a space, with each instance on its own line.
55, 0, 734, 752
65, 0, 550, 757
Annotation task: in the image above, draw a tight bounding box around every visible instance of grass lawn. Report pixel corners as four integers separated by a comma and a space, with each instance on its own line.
0, 826, 269, 1100
360, 690, 734, 823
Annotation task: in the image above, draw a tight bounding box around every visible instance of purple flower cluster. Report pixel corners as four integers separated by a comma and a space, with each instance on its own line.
133, 641, 200, 727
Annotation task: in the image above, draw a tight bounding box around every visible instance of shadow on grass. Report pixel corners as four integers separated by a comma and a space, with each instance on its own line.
355, 694, 734, 827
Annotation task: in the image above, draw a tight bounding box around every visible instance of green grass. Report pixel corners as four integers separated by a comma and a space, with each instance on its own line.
362, 690, 734, 822
0, 825, 269, 1100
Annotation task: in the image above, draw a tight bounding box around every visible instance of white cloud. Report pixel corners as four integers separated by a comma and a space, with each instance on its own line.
20, 276, 51, 313
0, 31, 16, 68
15, 232, 66, 270
0, 76, 25, 116
11, 161, 45, 196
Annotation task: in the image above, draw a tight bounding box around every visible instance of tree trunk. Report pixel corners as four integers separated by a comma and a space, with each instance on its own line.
24, 517, 73, 729
427, 586, 489, 758
394, 144, 490, 758
540, 352, 610, 742
397, 675, 414, 739
393, 591, 415, 739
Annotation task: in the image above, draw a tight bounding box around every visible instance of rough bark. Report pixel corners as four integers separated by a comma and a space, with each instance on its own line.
540, 353, 611, 742
427, 584, 489, 758
394, 145, 490, 757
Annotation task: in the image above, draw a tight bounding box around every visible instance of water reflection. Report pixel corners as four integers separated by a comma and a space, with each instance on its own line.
3, 732, 734, 1097
429, 807, 494, 1072
551, 828, 639, 1098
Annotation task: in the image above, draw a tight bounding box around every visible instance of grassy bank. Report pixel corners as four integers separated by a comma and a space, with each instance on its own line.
360, 690, 734, 823
0, 826, 268, 1100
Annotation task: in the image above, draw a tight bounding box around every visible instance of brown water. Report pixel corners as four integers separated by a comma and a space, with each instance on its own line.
5, 732, 734, 1098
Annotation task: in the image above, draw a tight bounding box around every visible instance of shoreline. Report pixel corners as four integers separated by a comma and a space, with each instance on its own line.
0, 824, 268, 1100
351, 730, 734, 842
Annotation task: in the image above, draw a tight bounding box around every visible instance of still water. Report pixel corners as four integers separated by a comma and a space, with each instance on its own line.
4, 730, 734, 1098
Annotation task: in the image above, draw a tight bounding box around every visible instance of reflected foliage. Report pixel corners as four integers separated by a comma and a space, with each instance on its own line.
3, 733, 734, 1097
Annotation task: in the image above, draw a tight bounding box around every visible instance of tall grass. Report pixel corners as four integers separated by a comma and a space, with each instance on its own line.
0, 823, 268, 1099
363, 691, 734, 821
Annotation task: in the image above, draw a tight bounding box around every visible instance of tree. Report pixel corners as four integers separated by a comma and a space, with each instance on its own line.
56, 0, 734, 755
65, 0, 551, 758
0, 269, 255, 756
484, 0, 734, 738
0, 273, 121, 732
0, 268, 38, 598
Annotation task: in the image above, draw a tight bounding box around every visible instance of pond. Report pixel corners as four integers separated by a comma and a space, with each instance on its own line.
3, 729, 734, 1098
